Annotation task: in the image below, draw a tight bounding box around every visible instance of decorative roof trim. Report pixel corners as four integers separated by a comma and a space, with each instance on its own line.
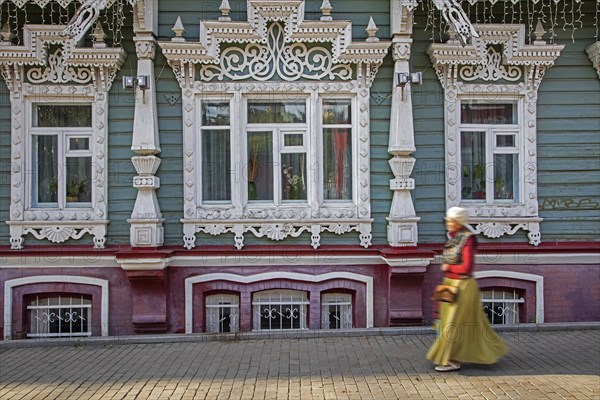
159, 0, 389, 69
427, 24, 564, 67
0, 25, 126, 69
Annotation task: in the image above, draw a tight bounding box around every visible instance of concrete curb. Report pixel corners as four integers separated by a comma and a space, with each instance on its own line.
1, 322, 598, 349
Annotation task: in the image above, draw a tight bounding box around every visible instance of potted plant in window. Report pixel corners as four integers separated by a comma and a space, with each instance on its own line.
66, 180, 87, 203
462, 164, 486, 199
282, 164, 305, 200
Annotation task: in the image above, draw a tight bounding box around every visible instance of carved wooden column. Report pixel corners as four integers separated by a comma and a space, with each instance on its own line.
128, 1, 164, 247
387, 1, 420, 247
122, 0, 169, 334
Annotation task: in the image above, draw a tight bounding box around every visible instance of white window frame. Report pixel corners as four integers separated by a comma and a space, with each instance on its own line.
321, 293, 353, 329
28, 102, 94, 209
159, 1, 390, 250
2, 25, 126, 249
481, 289, 524, 325
252, 289, 309, 331
458, 99, 523, 205
205, 294, 239, 333
27, 294, 92, 338
427, 24, 564, 246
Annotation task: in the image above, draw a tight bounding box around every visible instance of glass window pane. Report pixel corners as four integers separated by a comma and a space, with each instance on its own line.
202, 102, 230, 126
281, 153, 307, 201
248, 102, 306, 123
34, 105, 92, 127
247, 131, 273, 201
66, 157, 92, 203
494, 153, 518, 201
323, 100, 351, 124
33, 135, 58, 205
69, 138, 89, 150
323, 128, 352, 200
461, 131, 486, 200
461, 103, 517, 124
496, 135, 515, 147
284, 133, 303, 147
202, 129, 231, 201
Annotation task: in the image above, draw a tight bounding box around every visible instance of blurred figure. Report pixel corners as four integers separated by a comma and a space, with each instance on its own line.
426, 206, 508, 372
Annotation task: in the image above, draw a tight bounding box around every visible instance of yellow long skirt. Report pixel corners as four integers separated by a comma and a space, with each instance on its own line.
426, 277, 508, 366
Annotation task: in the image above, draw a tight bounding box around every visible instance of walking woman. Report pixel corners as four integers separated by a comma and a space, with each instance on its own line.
426, 206, 508, 372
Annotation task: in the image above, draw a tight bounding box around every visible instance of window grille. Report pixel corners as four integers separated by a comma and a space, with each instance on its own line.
481, 289, 524, 325
321, 293, 352, 329
205, 294, 239, 333
27, 295, 92, 338
252, 290, 308, 331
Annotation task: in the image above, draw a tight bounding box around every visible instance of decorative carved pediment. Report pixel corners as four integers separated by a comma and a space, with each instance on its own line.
427, 24, 564, 89
159, 0, 390, 87
0, 25, 126, 90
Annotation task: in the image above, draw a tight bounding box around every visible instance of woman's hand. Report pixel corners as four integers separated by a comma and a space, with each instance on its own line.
441, 263, 449, 272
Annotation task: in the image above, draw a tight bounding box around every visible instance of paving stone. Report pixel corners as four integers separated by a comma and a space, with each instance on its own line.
1, 330, 599, 399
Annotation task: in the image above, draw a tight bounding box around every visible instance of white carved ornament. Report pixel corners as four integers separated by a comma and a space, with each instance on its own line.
27, 48, 92, 84
184, 222, 373, 250
426, 24, 564, 246
199, 23, 352, 82
459, 47, 522, 82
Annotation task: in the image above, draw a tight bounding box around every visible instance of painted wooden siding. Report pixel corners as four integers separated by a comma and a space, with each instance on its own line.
0, 1, 598, 248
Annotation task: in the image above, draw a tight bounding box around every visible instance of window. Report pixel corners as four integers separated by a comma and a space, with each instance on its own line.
246, 101, 308, 203
3, 28, 125, 249
161, 7, 385, 250
205, 294, 239, 333
31, 104, 93, 208
323, 100, 352, 201
201, 102, 231, 203
460, 101, 520, 203
481, 289, 524, 325
27, 295, 92, 338
321, 293, 352, 329
252, 290, 308, 331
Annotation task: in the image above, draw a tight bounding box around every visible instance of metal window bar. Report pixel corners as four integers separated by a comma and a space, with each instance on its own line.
481, 289, 524, 325
205, 294, 239, 333
27, 295, 92, 338
321, 293, 352, 329
252, 290, 309, 331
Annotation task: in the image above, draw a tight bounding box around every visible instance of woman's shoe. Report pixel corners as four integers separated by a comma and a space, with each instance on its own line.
435, 361, 461, 372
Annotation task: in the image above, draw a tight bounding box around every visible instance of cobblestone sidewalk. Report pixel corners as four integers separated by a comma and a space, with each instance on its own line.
1, 330, 599, 399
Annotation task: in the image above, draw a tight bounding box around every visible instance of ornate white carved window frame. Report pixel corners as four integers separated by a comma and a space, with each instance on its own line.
427, 24, 564, 246
1, 25, 126, 249
159, 1, 390, 250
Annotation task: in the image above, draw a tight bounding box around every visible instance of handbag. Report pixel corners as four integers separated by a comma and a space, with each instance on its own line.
432, 284, 459, 303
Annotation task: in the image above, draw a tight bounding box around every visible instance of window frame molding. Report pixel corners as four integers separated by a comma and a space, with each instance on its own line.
159, 1, 390, 250
1, 25, 126, 249
427, 24, 564, 246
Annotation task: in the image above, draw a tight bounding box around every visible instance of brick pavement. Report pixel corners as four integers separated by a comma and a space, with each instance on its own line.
0, 329, 599, 399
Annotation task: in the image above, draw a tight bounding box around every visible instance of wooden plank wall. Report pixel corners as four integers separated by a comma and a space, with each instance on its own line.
0, 0, 598, 248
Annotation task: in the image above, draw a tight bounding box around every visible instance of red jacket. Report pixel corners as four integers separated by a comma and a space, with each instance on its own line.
445, 232, 476, 279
